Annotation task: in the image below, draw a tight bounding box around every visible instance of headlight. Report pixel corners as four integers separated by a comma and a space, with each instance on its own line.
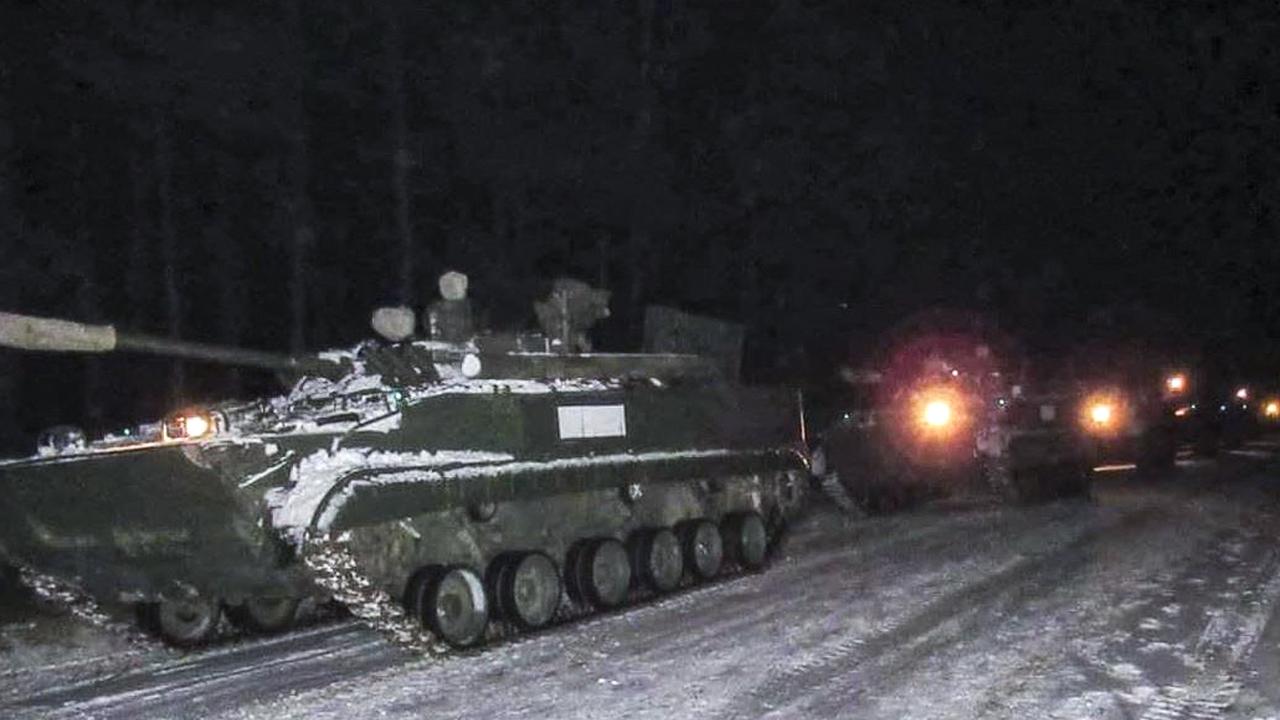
895, 383, 974, 467
1236, 387, 1250, 401
909, 385, 967, 438
1080, 391, 1124, 435
922, 399, 953, 429
1165, 374, 1187, 394
1264, 401, 1279, 419
164, 410, 219, 441
1089, 403, 1114, 426
184, 414, 211, 438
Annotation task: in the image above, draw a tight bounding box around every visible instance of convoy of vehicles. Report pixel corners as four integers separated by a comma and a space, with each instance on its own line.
0, 281, 1269, 651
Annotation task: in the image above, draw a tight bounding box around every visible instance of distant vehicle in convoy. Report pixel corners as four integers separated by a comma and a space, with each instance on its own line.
808, 363, 982, 512
1259, 392, 1280, 428
1066, 370, 1179, 473
808, 315, 1095, 512
1161, 366, 1268, 456
0, 275, 807, 648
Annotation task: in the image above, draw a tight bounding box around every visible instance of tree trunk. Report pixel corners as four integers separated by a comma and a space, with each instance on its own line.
627, 0, 658, 334
284, 0, 315, 354
211, 150, 245, 394
0, 108, 21, 451
154, 112, 184, 403
71, 125, 103, 427
385, 0, 416, 305
597, 234, 611, 289
126, 151, 151, 330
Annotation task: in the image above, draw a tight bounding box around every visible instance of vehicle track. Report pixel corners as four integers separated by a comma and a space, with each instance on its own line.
717, 504, 1165, 719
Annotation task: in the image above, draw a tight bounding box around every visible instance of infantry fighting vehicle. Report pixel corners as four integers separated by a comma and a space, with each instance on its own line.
0, 276, 807, 648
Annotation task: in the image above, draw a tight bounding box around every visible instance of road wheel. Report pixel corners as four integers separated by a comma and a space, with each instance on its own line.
154, 594, 221, 648
414, 566, 489, 648
723, 511, 768, 570
630, 528, 683, 593
494, 552, 561, 630
678, 519, 724, 581
569, 538, 631, 609
227, 596, 300, 634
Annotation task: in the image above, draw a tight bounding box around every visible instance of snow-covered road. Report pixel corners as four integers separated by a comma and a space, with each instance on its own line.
5, 443, 1280, 719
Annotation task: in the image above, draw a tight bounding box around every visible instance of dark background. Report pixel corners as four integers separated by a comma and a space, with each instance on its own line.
0, 0, 1277, 451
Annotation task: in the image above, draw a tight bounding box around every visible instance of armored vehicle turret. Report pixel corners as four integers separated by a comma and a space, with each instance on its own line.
0, 277, 807, 648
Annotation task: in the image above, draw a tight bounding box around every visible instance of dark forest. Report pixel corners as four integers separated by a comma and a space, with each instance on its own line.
0, 0, 1277, 449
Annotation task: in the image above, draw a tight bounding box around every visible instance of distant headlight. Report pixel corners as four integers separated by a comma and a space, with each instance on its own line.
1264, 400, 1279, 419
921, 399, 953, 428
1080, 391, 1125, 435
1089, 403, 1114, 426
1166, 374, 1187, 393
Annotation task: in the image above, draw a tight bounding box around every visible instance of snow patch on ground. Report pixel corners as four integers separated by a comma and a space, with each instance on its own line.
1107, 661, 1145, 682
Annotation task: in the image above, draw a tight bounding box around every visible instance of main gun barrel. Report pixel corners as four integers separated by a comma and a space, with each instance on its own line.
0, 311, 342, 378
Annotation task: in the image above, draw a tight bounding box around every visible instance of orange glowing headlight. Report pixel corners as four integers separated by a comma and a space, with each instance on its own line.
1089, 403, 1114, 426
1081, 391, 1125, 435
1265, 401, 1279, 418
922, 399, 953, 428
184, 414, 211, 439
907, 385, 967, 439
1166, 374, 1187, 393
164, 411, 217, 440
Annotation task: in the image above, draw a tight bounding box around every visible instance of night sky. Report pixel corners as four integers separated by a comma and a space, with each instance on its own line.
0, 0, 1277, 449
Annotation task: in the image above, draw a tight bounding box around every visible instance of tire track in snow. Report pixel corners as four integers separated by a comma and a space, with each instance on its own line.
9, 622, 399, 719
1136, 550, 1280, 720
717, 505, 1163, 719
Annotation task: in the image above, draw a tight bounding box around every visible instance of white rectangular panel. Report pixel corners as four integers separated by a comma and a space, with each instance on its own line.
557, 404, 627, 439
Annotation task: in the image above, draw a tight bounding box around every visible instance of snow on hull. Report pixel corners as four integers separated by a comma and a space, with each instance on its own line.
269, 447, 753, 544
267, 449, 516, 543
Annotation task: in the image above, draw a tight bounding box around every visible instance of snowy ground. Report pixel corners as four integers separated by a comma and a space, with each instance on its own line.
5, 440, 1280, 719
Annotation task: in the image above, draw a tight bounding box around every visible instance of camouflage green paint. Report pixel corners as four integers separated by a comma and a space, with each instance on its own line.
0, 373, 804, 606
